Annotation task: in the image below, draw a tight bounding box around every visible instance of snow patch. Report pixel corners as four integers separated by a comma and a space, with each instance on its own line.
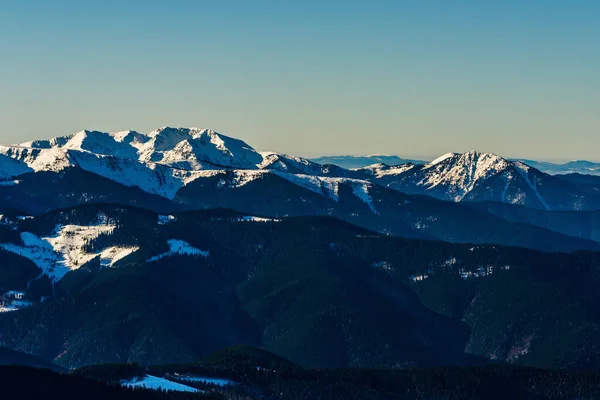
351, 182, 379, 214
98, 246, 139, 267
121, 375, 200, 393
0, 217, 138, 281
421, 151, 510, 201
0, 299, 32, 313
0, 291, 31, 313
238, 216, 281, 222
360, 163, 416, 177
227, 170, 268, 188
147, 239, 209, 262
158, 215, 175, 225
44, 223, 116, 269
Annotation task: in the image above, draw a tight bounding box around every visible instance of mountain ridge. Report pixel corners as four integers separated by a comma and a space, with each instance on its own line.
3, 127, 600, 213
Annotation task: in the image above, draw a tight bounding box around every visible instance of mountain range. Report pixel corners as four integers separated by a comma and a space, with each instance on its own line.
2, 128, 600, 213
310, 154, 600, 176
2, 127, 600, 374
0, 128, 600, 253
310, 154, 426, 169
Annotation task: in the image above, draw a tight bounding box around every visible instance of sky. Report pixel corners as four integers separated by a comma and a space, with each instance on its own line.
0, 0, 599, 161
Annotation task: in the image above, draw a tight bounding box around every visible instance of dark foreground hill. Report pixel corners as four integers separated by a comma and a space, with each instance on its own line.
0, 365, 214, 400
0, 346, 65, 372
6, 347, 600, 400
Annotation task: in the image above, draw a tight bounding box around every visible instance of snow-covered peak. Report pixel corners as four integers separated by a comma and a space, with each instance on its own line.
61, 130, 143, 159
8, 127, 334, 175
427, 151, 508, 170
139, 127, 263, 169
19, 134, 74, 149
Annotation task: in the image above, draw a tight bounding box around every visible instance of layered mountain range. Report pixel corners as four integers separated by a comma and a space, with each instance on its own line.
2, 127, 599, 211
1, 127, 600, 251
312, 154, 600, 176
2, 127, 600, 372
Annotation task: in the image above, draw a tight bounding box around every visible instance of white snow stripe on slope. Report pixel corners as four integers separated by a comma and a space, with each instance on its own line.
121, 375, 200, 393
158, 215, 175, 225
351, 182, 379, 214
515, 163, 550, 210
147, 239, 209, 262
98, 246, 139, 267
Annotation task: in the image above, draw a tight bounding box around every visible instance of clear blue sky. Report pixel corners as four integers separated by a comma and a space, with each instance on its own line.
1, 0, 598, 160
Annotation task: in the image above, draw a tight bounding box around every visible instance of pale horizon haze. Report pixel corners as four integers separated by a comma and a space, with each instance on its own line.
1, 1, 598, 161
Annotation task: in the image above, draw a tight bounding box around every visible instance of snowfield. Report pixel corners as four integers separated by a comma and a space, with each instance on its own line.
158, 215, 176, 225
0, 127, 574, 210
147, 239, 209, 262
121, 375, 200, 393
0, 217, 138, 281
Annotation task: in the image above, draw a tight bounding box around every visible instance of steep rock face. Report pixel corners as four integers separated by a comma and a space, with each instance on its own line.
355, 151, 600, 210
137, 127, 264, 168
361, 151, 522, 202
418, 151, 512, 201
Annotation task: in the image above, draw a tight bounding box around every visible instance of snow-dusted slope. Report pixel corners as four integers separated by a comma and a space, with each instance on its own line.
259, 152, 326, 175
147, 239, 209, 262
356, 150, 571, 209
419, 151, 512, 201
0, 153, 34, 179
0, 216, 138, 281
0, 127, 384, 207
121, 375, 200, 393
0, 146, 73, 173
352, 151, 518, 197
11, 127, 265, 170
61, 129, 148, 158
355, 163, 417, 178
138, 127, 264, 169
10, 126, 336, 175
